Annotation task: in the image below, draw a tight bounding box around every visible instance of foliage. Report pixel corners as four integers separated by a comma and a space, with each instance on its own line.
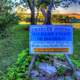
73, 29, 80, 59
0, 24, 28, 73
38, 0, 51, 6
71, 59, 80, 69
0, 0, 80, 79
0, 0, 19, 32
0, 13, 19, 32
4, 27, 80, 80
0, 71, 6, 80
13, 24, 29, 30
57, 66, 65, 76
6, 49, 32, 80
16, 5, 27, 21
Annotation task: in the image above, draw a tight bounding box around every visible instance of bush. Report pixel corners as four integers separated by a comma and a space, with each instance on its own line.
6, 49, 32, 80
0, 24, 29, 73
0, 13, 19, 32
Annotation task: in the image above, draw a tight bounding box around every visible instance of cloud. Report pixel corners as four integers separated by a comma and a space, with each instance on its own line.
55, 3, 80, 14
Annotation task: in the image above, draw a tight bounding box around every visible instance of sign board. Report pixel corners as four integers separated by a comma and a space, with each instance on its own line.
29, 25, 73, 54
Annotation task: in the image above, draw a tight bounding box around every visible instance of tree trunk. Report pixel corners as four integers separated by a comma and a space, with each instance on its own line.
23, 0, 36, 25
44, 0, 54, 24
45, 11, 51, 24
31, 10, 36, 24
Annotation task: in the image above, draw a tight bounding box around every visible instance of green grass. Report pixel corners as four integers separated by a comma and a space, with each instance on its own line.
13, 24, 29, 30
0, 24, 80, 79
73, 29, 80, 59
0, 24, 29, 72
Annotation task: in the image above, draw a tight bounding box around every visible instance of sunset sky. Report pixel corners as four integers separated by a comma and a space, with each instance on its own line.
13, 0, 80, 14
55, 3, 80, 14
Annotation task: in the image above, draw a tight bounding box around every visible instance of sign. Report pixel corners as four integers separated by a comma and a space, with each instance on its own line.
29, 25, 73, 54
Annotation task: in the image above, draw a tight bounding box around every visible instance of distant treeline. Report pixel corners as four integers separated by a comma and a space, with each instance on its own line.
24, 14, 80, 23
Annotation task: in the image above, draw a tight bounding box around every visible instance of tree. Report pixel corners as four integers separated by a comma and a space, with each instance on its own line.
21, 0, 80, 24
0, 0, 18, 32
22, 0, 36, 24
16, 5, 27, 21
39, 0, 54, 24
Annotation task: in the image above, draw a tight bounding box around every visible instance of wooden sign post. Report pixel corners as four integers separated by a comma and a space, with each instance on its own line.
28, 25, 74, 76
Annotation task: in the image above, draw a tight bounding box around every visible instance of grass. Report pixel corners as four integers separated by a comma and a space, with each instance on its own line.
14, 24, 80, 67
19, 21, 80, 28
13, 24, 29, 30
0, 24, 80, 79
0, 24, 29, 73
13, 24, 80, 61
73, 29, 80, 59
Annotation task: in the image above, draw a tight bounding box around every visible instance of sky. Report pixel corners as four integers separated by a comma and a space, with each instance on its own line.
13, 0, 80, 14
55, 3, 80, 14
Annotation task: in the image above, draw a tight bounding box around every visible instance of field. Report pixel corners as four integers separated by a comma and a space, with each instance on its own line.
0, 24, 80, 79
19, 21, 80, 28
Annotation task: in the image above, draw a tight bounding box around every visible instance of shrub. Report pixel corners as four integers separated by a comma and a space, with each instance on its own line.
6, 49, 32, 80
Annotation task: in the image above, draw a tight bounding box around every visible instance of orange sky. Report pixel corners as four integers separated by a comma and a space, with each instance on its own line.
68, 14, 80, 19
62, 14, 80, 19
